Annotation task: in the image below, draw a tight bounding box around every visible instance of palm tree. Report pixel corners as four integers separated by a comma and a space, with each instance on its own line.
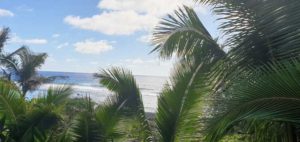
0, 28, 61, 96
151, 0, 300, 141
4, 47, 49, 96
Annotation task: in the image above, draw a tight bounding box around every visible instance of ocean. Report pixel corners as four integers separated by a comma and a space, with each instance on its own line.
32, 71, 167, 113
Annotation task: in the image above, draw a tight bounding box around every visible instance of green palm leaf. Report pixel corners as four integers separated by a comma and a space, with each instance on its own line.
152, 6, 224, 60
34, 86, 73, 106
9, 108, 61, 142
5, 86, 72, 142
206, 60, 300, 142
94, 96, 123, 141
95, 67, 152, 141
0, 80, 25, 123
70, 97, 102, 142
196, 0, 300, 66
72, 112, 102, 142
152, 6, 225, 142
156, 58, 214, 142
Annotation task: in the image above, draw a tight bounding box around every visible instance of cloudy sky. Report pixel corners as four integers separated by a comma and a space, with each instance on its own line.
0, 0, 219, 76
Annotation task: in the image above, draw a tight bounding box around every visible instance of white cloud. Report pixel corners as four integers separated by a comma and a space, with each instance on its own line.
73, 39, 113, 54
57, 42, 69, 49
64, 0, 208, 35
0, 9, 14, 17
65, 11, 157, 35
98, 0, 207, 17
10, 34, 48, 45
52, 34, 60, 38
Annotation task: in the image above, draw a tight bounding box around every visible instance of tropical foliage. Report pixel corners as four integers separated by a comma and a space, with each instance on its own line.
1, 0, 300, 141
0, 28, 64, 96
150, 0, 300, 141
0, 67, 152, 142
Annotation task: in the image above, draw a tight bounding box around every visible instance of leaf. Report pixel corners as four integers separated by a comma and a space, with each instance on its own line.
206, 60, 300, 141
95, 67, 152, 141
151, 6, 224, 60
152, 6, 225, 142
0, 80, 25, 123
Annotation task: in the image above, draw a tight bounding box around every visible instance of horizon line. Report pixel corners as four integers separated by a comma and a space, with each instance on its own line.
39, 70, 169, 78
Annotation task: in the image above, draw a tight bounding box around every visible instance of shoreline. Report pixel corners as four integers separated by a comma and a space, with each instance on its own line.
31, 83, 159, 113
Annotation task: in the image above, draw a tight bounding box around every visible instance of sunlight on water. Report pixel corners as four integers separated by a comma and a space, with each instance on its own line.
28, 71, 168, 113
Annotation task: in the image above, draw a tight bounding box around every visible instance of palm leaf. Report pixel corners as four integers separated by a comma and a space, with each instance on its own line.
95, 67, 152, 141
35, 86, 73, 106
0, 80, 25, 123
196, 0, 300, 66
152, 6, 225, 142
206, 60, 300, 141
9, 108, 61, 142
151, 6, 224, 60
156, 59, 213, 142
94, 96, 124, 141
0, 27, 9, 52
71, 97, 102, 142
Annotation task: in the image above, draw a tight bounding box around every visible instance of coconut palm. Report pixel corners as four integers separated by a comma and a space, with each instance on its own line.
0, 28, 61, 96
4, 47, 49, 96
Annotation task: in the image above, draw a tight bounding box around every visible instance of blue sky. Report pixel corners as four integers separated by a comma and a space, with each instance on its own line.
0, 0, 219, 76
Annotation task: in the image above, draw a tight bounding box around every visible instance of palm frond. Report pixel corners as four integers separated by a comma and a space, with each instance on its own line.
206, 59, 300, 141
94, 96, 123, 141
54, 120, 77, 142
9, 108, 61, 142
71, 97, 102, 142
0, 80, 25, 123
95, 67, 152, 141
0, 27, 9, 52
72, 112, 102, 142
152, 6, 226, 142
156, 58, 213, 142
196, 0, 300, 66
29, 86, 73, 117
151, 6, 224, 60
